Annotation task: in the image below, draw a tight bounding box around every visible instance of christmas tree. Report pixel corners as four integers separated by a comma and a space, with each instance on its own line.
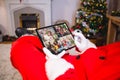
72, 0, 108, 38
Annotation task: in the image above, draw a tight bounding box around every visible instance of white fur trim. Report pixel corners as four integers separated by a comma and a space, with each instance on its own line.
80, 39, 97, 54
45, 58, 74, 80
43, 47, 57, 59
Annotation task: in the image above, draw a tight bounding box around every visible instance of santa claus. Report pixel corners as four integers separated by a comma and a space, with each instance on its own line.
10, 28, 120, 80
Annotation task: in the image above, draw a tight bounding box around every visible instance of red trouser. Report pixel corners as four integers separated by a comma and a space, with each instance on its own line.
10, 36, 48, 80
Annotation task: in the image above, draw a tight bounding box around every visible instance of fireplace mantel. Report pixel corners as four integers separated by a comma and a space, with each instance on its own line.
5, 0, 52, 36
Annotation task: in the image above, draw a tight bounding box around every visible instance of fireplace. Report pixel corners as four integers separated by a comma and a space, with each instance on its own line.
5, 0, 51, 36
20, 14, 39, 28
20, 13, 40, 32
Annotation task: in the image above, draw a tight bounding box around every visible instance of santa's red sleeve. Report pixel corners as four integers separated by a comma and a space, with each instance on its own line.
10, 35, 87, 80
56, 54, 87, 80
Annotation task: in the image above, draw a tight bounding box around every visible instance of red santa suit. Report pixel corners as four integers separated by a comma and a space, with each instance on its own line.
10, 31, 120, 80
10, 35, 48, 80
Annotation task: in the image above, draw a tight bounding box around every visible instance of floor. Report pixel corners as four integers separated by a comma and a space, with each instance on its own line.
0, 43, 22, 80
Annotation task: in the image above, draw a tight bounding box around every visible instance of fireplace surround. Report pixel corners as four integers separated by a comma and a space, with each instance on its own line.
5, 0, 52, 36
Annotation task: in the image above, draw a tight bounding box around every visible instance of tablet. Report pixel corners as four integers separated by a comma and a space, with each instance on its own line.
36, 23, 75, 55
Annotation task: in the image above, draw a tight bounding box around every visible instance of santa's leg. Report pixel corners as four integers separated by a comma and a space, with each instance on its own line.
10, 36, 48, 80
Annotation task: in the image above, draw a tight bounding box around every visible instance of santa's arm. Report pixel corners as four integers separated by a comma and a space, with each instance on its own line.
43, 47, 74, 80
72, 29, 97, 54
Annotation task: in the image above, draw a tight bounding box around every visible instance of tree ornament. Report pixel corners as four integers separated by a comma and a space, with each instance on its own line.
72, 0, 108, 38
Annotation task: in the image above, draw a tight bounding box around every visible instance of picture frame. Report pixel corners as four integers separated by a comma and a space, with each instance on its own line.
36, 23, 75, 55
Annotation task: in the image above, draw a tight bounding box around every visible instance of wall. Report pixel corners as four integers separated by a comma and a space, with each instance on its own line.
0, 0, 9, 35
107, 0, 120, 14
51, 0, 80, 27
0, 0, 80, 36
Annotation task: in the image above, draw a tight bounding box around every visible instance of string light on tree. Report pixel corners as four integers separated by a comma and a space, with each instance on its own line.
72, 0, 108, 39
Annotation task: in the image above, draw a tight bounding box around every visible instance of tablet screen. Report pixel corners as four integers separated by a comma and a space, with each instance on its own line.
36, 23, 75, 55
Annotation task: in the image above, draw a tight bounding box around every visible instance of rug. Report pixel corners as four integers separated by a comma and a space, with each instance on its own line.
0, 44, 22, 80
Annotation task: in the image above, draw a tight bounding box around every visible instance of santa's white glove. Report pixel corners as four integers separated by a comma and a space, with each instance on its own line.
43, 47, 74, 80
72, 29, 97, 54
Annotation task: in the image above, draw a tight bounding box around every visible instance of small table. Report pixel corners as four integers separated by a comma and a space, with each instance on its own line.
106, 14, 120, 44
